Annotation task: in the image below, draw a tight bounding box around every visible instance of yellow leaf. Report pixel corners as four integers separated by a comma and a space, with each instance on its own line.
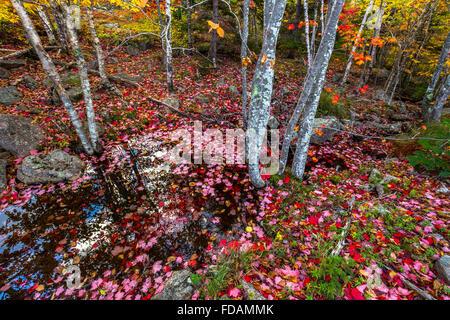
245, 226, 253, 233
217, 27, 224, 38
261, 54, 268, 65
269, 58, 276, 68
140, 0, 149, 7
207, 20, 219, 30
36, 284, 45, 292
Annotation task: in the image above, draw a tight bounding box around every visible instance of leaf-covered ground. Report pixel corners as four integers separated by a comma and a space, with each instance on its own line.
0, 43, 449, 300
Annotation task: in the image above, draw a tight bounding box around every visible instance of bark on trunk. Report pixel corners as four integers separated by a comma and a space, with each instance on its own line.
246, 0, 287, 188
423, 31, 450, 121
430, 73, 449, 122
37, 6, 56, 44
61, 1, 100, 153
279, 0, 345, 178
291, 0, 345, 179
48, 0, 68, 52
209, 0, 219, 68
241, 0, 250, 125
10, 0, 93, 155
187, 0, 193, 48
165, 0, 174, 92
340, 0, 375, 86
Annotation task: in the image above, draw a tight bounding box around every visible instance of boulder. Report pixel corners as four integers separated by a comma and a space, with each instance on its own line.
0, 159, 6, 193
310, 117, 340, 145
0, 86, 23, 105
240, 279, 266, 300
114, 72, 143, 84
151, 269, 194, 300
435, 255, 450, 285
0, 114, 44, 157
125, 45, 141, 56
0, 67, 10, 79
135, 38, 153, 51
0, 59, 26, 70
195, 95, 212, 104
17, 150, 85, 185
23, 75, 38, 89
52, 87, 83, 104
162, 96, 180, 111
228, 85, 239, 98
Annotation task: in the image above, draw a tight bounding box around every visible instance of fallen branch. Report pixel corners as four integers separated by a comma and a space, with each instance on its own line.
331, 195, 355, 256
0, 45, 59, 60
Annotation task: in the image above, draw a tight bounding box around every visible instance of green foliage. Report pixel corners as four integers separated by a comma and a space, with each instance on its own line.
306, 255, 356, 299
407, 118, 450, 177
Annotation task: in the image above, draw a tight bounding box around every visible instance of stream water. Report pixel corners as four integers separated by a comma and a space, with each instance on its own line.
0, 136, 246, 299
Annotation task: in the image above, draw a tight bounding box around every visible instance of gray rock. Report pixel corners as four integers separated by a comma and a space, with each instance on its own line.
267, 116, 279, 129
0, 67, 10, 79
437, 186, 449, 195
390, 113, 410, 121
103, 23, 119, 29
125, 45, 141, 56
17, 150, 85, 185
0, 59, 26, 70
23, 75, 38, 89
52, 87, 83, 104
0, 114, 44, 157
375, 89, 386, 100
0, 86, 23, 105
196, 95, 212, 104
136, 38, 153, 51
435, 255, 450, 285
115, 72, 143, 84
151, 269, 194, 300
310, 116, 340, 145
0, 159, 6, 193
228, 85, 239, 98
162, 97, 180, 111
240, 279, 266, 300
442, 108, 450, 117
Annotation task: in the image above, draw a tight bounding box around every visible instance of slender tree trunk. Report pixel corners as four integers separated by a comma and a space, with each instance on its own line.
364, 0, 385, 85
246, 0, 287, 188
48, 0, 68, 52
37, 6, 56, 44
209, 0, 219, 68
430, 73, 449, 122
165, 0, 174, 92
423, 31, 450, 121
156, 0, 167, 69
279, 0, 345, 178
241, 0, 250, 125
340, 0, 375, 86
310, 0, 319, 58
85, 7, 106, 83
303, 0, 312, 74
187, 0, 193, 48
10, 0, 94, 155
61, 1, 100, 153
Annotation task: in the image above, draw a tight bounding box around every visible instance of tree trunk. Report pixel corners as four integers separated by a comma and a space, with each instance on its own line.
48, 0, 68, 52
156, 0, 167, 69
246, 0, 287, 188
209, 0, 219, 68
61, 1, 100, 153
303, 0, 312, 75
86, 7, 106, 83
279, 0, 345, 178
423, 31, 450, 121
165, 0, 174, 92
37, 6, 56, 44
187, 0, 193, 48
10, 0, 94, 155
241, 0, 250, 125
340, 0, 375, 86
430, 73, 449, 122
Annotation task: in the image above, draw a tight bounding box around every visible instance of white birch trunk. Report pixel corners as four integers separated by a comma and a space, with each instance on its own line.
10, 0, 94, 155
165, 0, 174, 92
241, 0, 250, 125
279, 0, 345, 176
340, 0, 375, 86
423, 31, 450, 121
430, 73, 449, 122
291, 0, 345, 179
247, 0, 287, 188
37, 6, 56, 44
61, 1, 100, 153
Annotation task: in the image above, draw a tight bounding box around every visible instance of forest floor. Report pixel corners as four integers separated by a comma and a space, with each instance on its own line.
0, 42, 449, 300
